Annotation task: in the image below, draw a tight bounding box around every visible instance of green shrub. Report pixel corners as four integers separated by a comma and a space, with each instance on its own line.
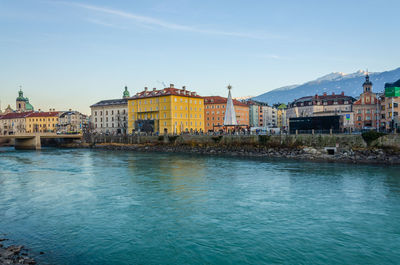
212, 135, 223, 143
258, 135, 271, 145
168, 135, 179, 143
361, 131, 386, 146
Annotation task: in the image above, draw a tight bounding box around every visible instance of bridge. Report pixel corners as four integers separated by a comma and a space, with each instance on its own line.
0, 133, 83, 150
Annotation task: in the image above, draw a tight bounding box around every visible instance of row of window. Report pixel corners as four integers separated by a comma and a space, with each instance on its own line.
28, 124, 55, 128
134, 113, 202, 120
94, 117, 126, 122
95, 123, 127, 128
206, 111, 225, 115
162, 121, 202, 127
357, 109, 377, 114
27, 118, 58, 122
137, 106, 202, 112
206, 105, 225, 109
94, 110, 126, 116
133, 98, 202, 105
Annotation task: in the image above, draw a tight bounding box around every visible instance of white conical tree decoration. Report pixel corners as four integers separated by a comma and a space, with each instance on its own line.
223, 84, 238, 126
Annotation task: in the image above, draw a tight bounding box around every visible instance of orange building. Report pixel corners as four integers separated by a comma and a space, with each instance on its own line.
204, 96, 249, 132
353, 74, 380, 130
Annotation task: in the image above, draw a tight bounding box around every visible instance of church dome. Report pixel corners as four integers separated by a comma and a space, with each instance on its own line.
123, 86, 130, 98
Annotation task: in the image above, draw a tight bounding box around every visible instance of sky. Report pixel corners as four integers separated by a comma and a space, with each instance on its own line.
1, 0, 400, 114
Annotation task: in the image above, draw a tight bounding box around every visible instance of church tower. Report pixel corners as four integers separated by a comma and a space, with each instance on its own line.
363, 72, 373, 93
16, 89, 27, 112
123, 86, 130, 98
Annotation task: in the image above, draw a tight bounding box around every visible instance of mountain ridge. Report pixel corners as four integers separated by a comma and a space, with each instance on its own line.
253, 67, 400, 105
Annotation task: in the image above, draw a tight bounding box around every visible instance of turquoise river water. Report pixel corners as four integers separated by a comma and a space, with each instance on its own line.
0, 147, 400, 264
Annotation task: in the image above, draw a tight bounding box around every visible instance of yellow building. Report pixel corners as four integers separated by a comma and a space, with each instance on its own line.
276, 104, 287, 129
128, 84, 204, 134
25, 111, 59, 133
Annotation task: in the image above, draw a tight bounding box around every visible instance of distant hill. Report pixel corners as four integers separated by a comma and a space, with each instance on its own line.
253, 67, 400, 104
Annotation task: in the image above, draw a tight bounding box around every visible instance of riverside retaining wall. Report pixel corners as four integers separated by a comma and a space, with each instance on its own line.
89, 134, 372, 149
85, 134, 400, 164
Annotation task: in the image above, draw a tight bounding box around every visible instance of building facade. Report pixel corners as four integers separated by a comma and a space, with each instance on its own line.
0, 112, 28, 135
287, 92, 355, 119
276, 104, 287, 129
90, 87, 130, 135
25, 112, 60, 133
259, 105, 277, 127
249, 104, 260, 127
353, 74, 380, 130
204, 96, 249, 132
59, 110, 89, 133
128, 84, 204, 134
381, 79, 400, 130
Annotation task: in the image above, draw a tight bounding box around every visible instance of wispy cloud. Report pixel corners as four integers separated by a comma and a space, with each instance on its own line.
57, 2, 282, 40
258, 54, 289, 60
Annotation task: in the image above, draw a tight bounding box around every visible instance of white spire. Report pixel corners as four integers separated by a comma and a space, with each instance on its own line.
223, 84, 238, 126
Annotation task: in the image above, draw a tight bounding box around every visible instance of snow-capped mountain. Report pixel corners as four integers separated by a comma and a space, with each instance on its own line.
253, 68, 400, 105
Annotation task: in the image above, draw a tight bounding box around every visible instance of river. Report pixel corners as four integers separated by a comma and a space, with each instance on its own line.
0, 147, 400, 264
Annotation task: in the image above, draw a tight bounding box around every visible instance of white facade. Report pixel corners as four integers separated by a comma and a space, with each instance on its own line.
59, 111, 88, 132
90, 99, 128, 134
260, 105, 277, 127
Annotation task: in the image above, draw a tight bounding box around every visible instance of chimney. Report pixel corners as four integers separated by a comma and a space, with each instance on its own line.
170, 84, 174, 88
341, 91, 344, 96
332, 92, 335, 95
69, 108, 72, 111
153, 88, 156, 91
323, 92, 327, 96
182, 86, 186, 91
38, 109, 41, 112
144, 87, 148, 91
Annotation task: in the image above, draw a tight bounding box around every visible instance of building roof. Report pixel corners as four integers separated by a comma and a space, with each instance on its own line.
0, 112, 32, 120
129, 85, 202, 99
90, 98, 128, 108
290, 92, 356, 106
203, 96, 249, 107
25, 111, 59, 118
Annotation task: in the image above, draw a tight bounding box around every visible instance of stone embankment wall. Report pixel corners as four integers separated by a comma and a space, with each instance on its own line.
86, 134, 400, 164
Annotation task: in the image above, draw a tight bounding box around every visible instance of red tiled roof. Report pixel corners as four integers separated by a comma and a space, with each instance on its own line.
203, 96, 249, 107
130, 87, 202, 99
25, 111, 59, 118
0, 112, 32, 120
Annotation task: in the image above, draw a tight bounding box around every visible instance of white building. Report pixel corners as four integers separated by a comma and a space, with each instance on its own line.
58, 110, 89, 133
90, 87, 130, 135
260, 105, 277, 127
